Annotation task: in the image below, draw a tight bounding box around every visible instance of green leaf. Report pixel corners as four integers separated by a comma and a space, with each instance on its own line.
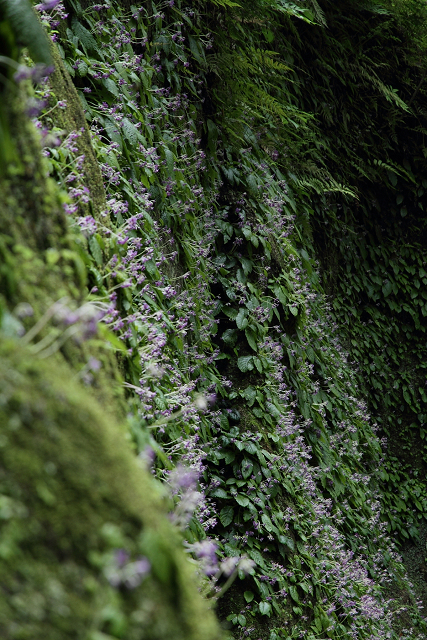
259, 601, 272, 616
122, 117, 140, 146
278, 535, 295, 551
89, 236, 103, 266
261, 513, 274, 532
219, 506, 234, 527
236, 308, 248, 329
77, 60, 88, 77
245, 327, 257, 351
254, 357, 263, 373
289, 586, 300, 603
241, 457, 254, 479
235, 494, 249, 507
188, 35, 205, 64
206, 119, 218, 152
211, 487, 228, 499
237, 355, 254, 372
240, 257, 253, 275
382, 280, 393, 297
222, 328, 238, 346
241, 385, 257, 406
237, 614, 246, 626
244, 591, 254, 603
72, 17, 98, 53
164, 147, 174, 174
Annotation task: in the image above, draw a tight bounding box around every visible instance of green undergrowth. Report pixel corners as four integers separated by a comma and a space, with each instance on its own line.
1, 0, 427, 638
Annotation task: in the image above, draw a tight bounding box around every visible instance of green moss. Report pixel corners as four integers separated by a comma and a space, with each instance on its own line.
0, 338, 222, 640
48, 45, 108, 222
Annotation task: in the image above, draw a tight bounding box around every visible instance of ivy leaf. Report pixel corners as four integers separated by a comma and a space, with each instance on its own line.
238, 355, 254, 372
219, 506, 234, 527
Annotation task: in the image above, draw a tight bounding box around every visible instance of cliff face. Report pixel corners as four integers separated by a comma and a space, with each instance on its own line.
1, 0, 427, 639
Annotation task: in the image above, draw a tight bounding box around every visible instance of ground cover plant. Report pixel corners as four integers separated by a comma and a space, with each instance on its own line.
1, 0, 427, 638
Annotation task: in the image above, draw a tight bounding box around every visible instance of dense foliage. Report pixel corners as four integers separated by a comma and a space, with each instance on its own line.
1, 0, 427, 638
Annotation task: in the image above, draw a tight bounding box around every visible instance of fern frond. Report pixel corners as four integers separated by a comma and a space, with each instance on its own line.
351, 62, 409, 111
307, 0, 327, 26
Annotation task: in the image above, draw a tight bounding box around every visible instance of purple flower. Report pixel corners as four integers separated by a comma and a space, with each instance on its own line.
36, 0, 62, 10
115, 549, 129, 568
169, 464, 198, 492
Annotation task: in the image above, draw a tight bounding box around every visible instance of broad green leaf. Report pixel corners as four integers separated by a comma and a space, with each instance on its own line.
122, 117, 140, 146
241, 457, 253, 479
222, 328, 238, 346
259, 601, 271, 616
235, 494, 249, 507
72, 17, 98, 53
211, 487, 228, 499
382, 280, 393, 297
236, 308, 248, 329
237, 355, 254, 372
289, 586, 300, 603
245, 327, 257, 351
241, 385, 256, 405
244, 590, 254, 603
219, 506, 234, 527
164, 147, 174, 174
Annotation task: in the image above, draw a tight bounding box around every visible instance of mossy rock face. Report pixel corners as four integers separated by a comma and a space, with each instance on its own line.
48, 44, 108, 221
0, 340, 222, 640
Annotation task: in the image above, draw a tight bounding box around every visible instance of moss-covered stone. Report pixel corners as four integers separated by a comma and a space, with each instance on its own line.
0, 338, 222, 640
47, 44, 108, 222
